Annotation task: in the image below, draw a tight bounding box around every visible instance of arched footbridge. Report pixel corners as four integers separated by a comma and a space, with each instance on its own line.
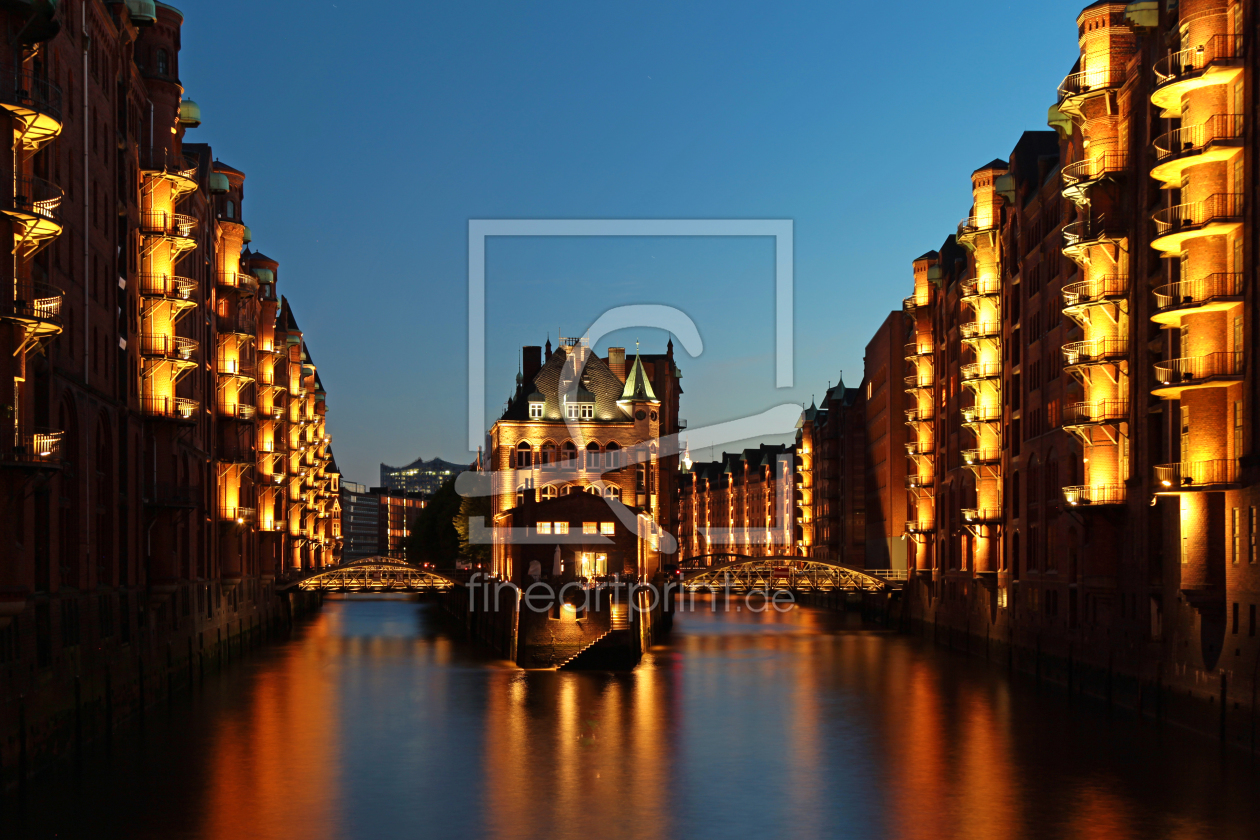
678, 555, 908, 593
277, 558, 457, 594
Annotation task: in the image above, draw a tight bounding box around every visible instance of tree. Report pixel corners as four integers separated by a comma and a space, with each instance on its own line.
405, 477, 461, 568
455, 481, 491, 566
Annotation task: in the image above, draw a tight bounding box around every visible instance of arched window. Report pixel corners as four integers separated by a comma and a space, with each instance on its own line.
226, 200, 235, 220
605, 441, 621, 469
541, 484, 558, 500
156, 49, 169, 76
515, 441, 532, 468
562, 441, 577, 467
561, 484, 576, 495
603, 484, 621, 501
540, 442, 558, 469
585, 485, 600, 495
585, 441, 601, 470
516, 484, 528, 506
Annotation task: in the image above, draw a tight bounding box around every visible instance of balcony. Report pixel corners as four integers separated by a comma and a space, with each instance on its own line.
216, 355, 255, 380
219, 403, 256, 421
904, 372, 934, 390
1061, 274, 1128, 314
1152, 114, 1244, 185
1, 281, 63, 339
141, 396, 198, 422
960, 361, 1001, 383
1152, 35, 1245, 117
961, 404, 1001, 425
1062, 337, 1128, 369
1153, 351, 1243, 397
0, 68, 63, 152
1155, 460, 1238, 490
1062, 484, 1127, 506
217, 441, 255, 465
215, 271, 258, 295
144, 483, 198, 508
1062, 399, 1129, 429
961, 508, 1001, 524
140, 333, 198, 363
3, 176, 64, 257
905, 473, 934, 490
138, 273, 196, 303
904, 407, 935, 423
1151, 273, 1243, 325
905, 440, 934, 456
957, 213, 999, 250
140, 211, 198, 252
904, 341, 933, 359
1060, 152, 1129, 204
220, 506, 256, 524
1152, 193, 1243, 254
0, 426, 62, 468
905, 520, 936, 535
960, 319, 1000, 341
961, 448, 1000, 467
1062, 218, 1124, 261
217, 312, 257, 336
1057, 66, 1124, 116
959, 276, 1000, 302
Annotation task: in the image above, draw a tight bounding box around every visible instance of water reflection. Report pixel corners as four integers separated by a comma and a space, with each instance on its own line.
6, 595, 1260, 840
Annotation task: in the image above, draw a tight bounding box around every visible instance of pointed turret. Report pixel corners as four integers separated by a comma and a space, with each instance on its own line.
620, 353, 659, 404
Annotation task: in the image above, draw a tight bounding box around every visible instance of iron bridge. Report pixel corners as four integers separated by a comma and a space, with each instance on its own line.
679, 555, 906, 593
283, 558, 456, 593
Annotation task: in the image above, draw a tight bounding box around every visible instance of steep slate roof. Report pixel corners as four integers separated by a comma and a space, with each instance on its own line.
278, 296, 301, 333
620, 353, 658, 402
499, 347, 630, 423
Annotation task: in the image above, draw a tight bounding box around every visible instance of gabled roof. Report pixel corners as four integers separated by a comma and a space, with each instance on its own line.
278, 296, 301, 333
620, 353, 658, 402
973, 158, 1009, 173
499, 347, 629, 422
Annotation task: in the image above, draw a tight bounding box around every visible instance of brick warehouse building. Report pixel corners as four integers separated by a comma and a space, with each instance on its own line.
676, 443, 796, 561
489, 338, 682, 583
0, 1, 339, 781
893, 0, 1260, 742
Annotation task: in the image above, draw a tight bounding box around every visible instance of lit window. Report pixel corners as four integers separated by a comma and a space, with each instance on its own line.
566, 403, 580, 420
583, 522, 598, 534
600, 522, 615, 535
537, 522, 552, 535
554, 522, 570, 535
581, 404, 594, 419
529, 402, 543, 419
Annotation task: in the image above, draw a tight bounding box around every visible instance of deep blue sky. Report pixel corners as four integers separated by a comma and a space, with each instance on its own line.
177, 0, 1086, 486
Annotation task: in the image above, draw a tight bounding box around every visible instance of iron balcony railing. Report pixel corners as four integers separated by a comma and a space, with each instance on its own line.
962, 508, 1001, 523
961, 404, 1002, 424
960, 320, 1000, 340
1060, 152, 1130, 187
0, 426, 62, 466
1062, 336, 1128, 367
1154, 114, 1244, 162
1155, 459, 1238, 489
217, 312, 257, 335
905, 473, 934, 489
1154, 35, 1244, 85
1153, 272, 1243, 312
220, 403, 255, 421
1063, 399, 1129, 426
1061, 274, 1128, 308
5, 176, 63, 223
905, 407, 935, 422
960, 361, 1001, 382
140, 396, 198, 420
1153, 193, 1243, 235
1154, 351, 1243, 386
2, 281, 62, 325
1062, 217, 1124, 250
220, 506, 256, 523
1058, 66, 1124, 103
904, 341, 933, 358
904, 372, 934, 389
215, 271, 258, 294
1062, 484, 1127, 506
216, 355, 255, 378
962, 448, 1001, 466
958, 213, 999, 237
905, 440, 934, 456
958, 276, 1000, 300
905, 520, 936, 534
140, 210, 197, 239
140, 333, 197, 361
138, 273, 196, 301
0, 67, 63, 121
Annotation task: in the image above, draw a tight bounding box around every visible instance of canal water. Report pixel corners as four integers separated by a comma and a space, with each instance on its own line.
5, 596, 1260, 840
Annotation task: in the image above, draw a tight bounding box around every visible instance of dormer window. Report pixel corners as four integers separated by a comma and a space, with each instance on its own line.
529, 402, 543, 419
566, 403, 580, 420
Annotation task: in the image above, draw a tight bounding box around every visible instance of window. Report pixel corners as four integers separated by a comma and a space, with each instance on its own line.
581, 404, 594, 419
605, 441, 621, 469
585, 485, 600, 495
515, 442, 532, 468
566, 403, 580, 420
1251, 507, 1257, 564
582, 522, 598, 535
516, 484, 528, 506
541, 484, 557, 500
537, 522, 552, 535
540, 443, 557, 468
603, 484, 621, 501
1233, 508, 1240, 564
226, 200, 235, 219
585, 442, 601, 469
156, 49, 169, 76
1235, 401, 1244, 459
600, 522, 615, 536
554, 522, 569, 535
529, 402, 543, 419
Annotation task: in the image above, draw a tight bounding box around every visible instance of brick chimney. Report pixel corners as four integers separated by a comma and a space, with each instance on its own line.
523, 346, 542, 383
607, 347, 626, 382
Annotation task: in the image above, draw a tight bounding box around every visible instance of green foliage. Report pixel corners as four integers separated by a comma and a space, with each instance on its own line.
455, 485, 491, 565
405, 477, 461, 568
